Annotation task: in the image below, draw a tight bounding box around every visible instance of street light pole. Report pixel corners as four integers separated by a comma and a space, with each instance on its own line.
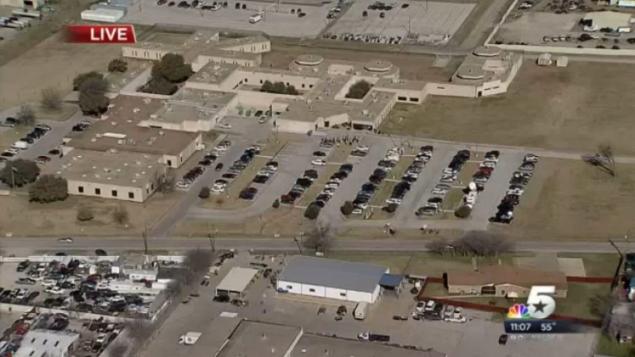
293, 236, 303, 255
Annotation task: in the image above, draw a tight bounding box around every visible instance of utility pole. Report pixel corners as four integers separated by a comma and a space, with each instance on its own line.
208, 225, 217, 253
142, 224, 149, 255
608, 237, 624, 290
293, 235, 303, 255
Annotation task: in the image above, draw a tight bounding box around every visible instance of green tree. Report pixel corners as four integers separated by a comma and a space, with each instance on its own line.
0, 159, 40, 187
141, 76, 178, 95
261, 80, 274, 92
272, 81, 286, 94
41, 87, 63, 111
73, 71, 104, 90
345, 80, 372, 99
78, 76, 109, 115
29, 175, 68, 203
304, 202, 321, 220
286, 85, 299, 95
454, 205, 472, 218
198, 186, 210, 199
340, 201, 354, 216
151, 53, 193, 83
108, 58, 128, 73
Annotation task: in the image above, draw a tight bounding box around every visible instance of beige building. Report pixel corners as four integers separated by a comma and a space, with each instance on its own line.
65, 96, 202, 168
0, 0, 43, 9
446, 266, 568, 298
53, 149, 163, 203
122, 31, 270, 70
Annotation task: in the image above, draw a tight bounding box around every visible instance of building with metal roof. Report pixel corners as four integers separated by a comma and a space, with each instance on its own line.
277, 256, 388, 303
216, 267, 259, 297
15, 329, 80, 357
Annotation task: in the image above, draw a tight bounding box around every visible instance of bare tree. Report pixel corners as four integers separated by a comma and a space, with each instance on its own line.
125, 320, 155, 342
108, 342, 129, 357
112, 205, 129, 225
582, 144, 616, 177
16, 105, 35, 126
303, 221, 334, 253
40, 87, 63, 111
154, 171, 176, 194
452, 231, 514, 256
425, 238, 449, 255
183, 249, 213, 276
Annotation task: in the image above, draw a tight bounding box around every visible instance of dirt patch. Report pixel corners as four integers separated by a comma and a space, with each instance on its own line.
381, 62, 635, 155
493, 159, 635, 241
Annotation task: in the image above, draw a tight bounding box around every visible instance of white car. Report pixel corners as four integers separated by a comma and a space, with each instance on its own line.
442, 168, 457, 175
432, 188, 448, 196
211, 184, 226, 193
385, 198, 402, 205
507, 188, 524, 196
355, 145, 369, 152
351, 208, 363, 215
41, 279, 57, 287
480, 161, 496, 168
210, 3, 221, 10
176, 180, 190, 189
524, 153, 539, 163
445, 316, 467, 323
217, 123, 232, 129
258, 116, 267, 124
45, 286, 66, 295
58, 237, 73, 243
311, 159, 326, 166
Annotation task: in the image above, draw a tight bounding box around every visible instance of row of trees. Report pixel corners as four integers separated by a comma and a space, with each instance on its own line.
345, 80, 372, 99
260, 80, 299, 95
426, 231, 514, 257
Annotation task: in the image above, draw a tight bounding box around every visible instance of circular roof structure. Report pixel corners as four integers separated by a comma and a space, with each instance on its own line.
456, 65, 486, 80
295, 54, 324, 66
473, 46, 501, 57
364, 60, 393, 72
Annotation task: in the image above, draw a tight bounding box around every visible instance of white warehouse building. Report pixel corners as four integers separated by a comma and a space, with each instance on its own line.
277, 256, 388, 303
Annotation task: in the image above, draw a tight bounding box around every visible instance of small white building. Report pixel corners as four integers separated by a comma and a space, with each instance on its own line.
15, 330, 80, 357
277, 256, 388, 303
215, 267, 259, 297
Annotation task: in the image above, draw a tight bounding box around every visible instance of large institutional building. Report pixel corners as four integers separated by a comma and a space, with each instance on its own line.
52, 30, 522, 203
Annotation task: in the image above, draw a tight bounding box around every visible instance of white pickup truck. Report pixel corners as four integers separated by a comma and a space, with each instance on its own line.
178, 332, 202, 345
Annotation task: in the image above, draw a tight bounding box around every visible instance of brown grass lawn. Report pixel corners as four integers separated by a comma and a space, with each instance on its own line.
381, 62, 635, 155
493, 159, 635, 241
0, 191, 181, 237
174, 205, 312, 237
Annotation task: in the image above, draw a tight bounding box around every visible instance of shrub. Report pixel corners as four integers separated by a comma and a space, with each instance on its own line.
272, 198, 280, 208
0, 159, 40, 187
340, 201, 354, 216
77, 206, 94, 222
260, 80, 300, 95
304, 203, 321, 220
199, 186, 210, 199
108, 58, 128, 73
345, 80, 372, 99
29, 175, 68, 203
41, 87, 63, 111
454, 205, 472, 218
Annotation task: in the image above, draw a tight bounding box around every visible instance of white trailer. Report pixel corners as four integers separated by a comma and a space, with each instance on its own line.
178, 332, 202, 345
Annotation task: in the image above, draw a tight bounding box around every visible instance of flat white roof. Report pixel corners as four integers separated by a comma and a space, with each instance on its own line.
216, 267, 258, 294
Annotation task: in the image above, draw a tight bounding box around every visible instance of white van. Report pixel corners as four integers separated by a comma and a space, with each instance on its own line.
249, 13, 262, 23
353, 302, 368, 320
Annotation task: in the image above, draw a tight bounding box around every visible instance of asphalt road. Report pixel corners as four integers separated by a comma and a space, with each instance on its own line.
2, 236, 634, 255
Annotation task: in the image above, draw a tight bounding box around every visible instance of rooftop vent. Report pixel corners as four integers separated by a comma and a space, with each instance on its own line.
133, 108, 141, 113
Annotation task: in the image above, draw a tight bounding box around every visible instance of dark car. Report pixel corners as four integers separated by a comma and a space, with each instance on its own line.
339, 163, 353, 173
177, 1, 190, 7
337, 305, 347, 316
157, 0, 167, 4
213, 294, 230, 302
25, 291, 39, 302
239, 187, 258, 200
498, 334, 508, 345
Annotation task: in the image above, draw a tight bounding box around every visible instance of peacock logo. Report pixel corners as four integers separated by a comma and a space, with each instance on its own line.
507, 303, 530, 319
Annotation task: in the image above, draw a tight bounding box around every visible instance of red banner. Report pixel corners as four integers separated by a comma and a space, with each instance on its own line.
66, 24, 136, 44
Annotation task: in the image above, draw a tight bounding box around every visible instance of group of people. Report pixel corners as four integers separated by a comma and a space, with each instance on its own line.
320, 135, 361, 146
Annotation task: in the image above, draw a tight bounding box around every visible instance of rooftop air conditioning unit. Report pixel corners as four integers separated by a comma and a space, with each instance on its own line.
133, 108, 140, 113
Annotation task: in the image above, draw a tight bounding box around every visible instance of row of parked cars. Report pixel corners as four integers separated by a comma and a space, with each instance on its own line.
0, 124, 51, 162
350, 146, 401, 214
14, 259, 152, 317
490, 153, 538, 224
177, 140, 231, 190
227, 145, 262, 200
413, 300, 467, 323
416, 149, 469, 217
280, 169, 317, 204
383, 145, 434, 214
306, 162, 354, 215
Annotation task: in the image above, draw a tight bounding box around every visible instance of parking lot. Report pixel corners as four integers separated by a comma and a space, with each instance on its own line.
140, 251, 597, 357
123, 0, 332, 38
324, 0, 476, 45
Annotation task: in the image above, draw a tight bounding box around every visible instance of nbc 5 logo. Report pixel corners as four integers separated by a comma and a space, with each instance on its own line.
526, 286, 556, 319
